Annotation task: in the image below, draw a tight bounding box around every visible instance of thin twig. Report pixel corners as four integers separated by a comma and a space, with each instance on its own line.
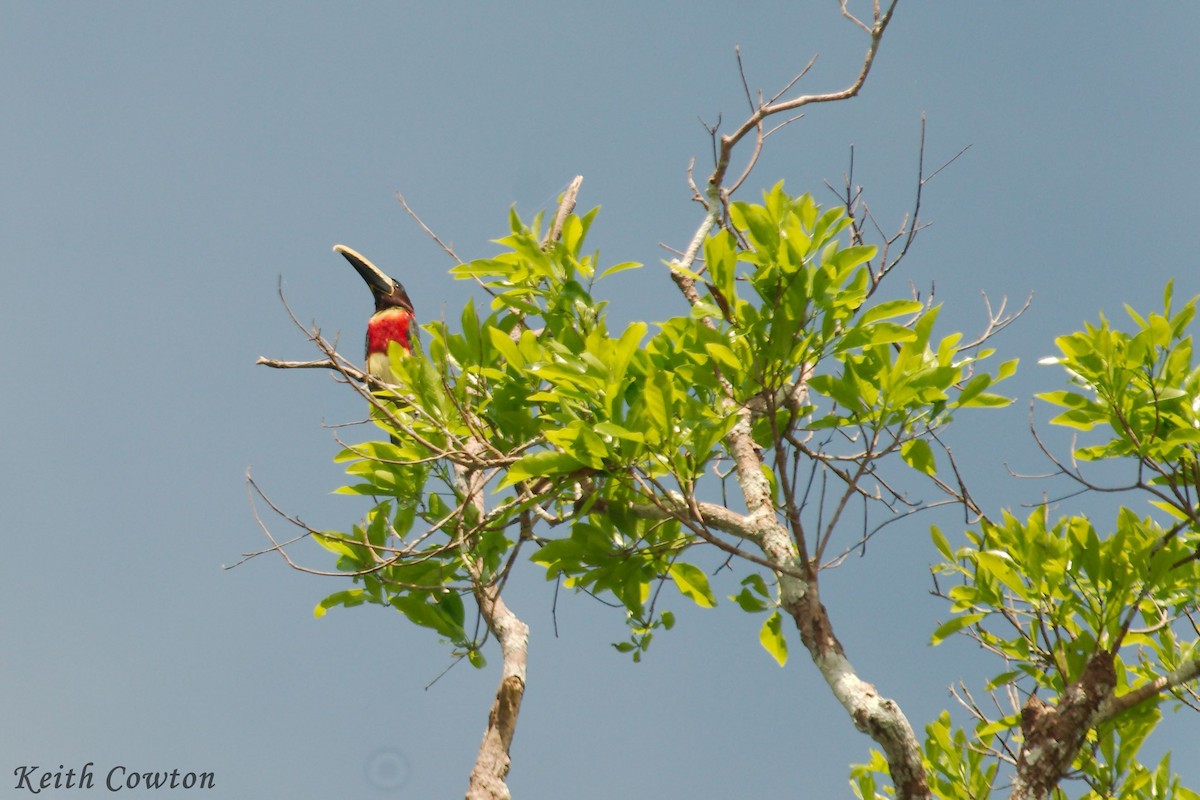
396, 190, 464, 265
544, 176, 583, 247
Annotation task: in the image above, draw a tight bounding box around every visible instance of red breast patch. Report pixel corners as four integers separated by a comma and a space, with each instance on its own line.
367, 308, 413, 355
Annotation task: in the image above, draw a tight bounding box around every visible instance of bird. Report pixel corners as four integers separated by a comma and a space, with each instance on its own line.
333, 244, 417, 387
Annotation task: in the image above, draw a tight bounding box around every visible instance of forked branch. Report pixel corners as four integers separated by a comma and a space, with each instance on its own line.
708, 1, 897, 207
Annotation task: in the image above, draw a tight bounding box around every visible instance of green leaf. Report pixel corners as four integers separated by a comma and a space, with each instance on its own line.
975, 550, 1027, 595
860, 298, 922, 325
859, 321, 917, 347
599, 261, 643, 279
1150, 500, 1190, 520
594, 421, 645, 443
930, 525, 954, 562
742, 572, 771, 598
313, 532, 360, 560
704, 342, 743, 375
664, 260, 704, 282
500, 450, 586, 487
959, 391, 1013, 409
759, 611, 788, 666
731, 587, 768, 612
390, 594, 467, 642
954, 373, 993, 407
314, 589, 366, 619
1046, 408, 1101, 431
561, 213, 584, 255
984, 670, 1021, 692
824, 243, 877, 274
486, 326, 525, 369
1036, 390, 1092, 409
668, 562, 717, 608
529, 536, 585, 578
931, 612, 986, 645
901, 439, 937, 476
545, 423, 609, 470
333, 483, 381, 496
808, 373, 863, 412
451, 257, 512, 279
731, 202, 777, 250
976, 714, 1020, 740
996, 358, 1019, 381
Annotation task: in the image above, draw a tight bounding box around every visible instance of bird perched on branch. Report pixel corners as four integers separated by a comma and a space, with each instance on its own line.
333, 244, 416, 386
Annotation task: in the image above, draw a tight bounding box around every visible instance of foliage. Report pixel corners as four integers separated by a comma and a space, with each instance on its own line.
313, 184, 1012, 665
848, 287, 1200, 798
272, 193, 1200, 798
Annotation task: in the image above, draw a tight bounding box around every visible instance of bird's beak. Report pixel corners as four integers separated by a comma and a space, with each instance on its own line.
334, 244, 395, 298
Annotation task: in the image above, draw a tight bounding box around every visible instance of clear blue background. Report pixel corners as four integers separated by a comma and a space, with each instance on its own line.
4, 3, 1198, 797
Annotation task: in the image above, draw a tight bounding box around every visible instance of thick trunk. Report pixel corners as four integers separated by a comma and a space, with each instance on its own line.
1010, 651, 1115, 800
465, 589, 529, 800
724, 378, 930, 799
789, 572, 929, 800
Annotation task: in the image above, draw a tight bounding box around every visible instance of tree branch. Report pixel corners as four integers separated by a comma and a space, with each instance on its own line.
1098, 654, 1200, 723
464, 176, 584, 799
665, 5, 930, 797
708, 0, 897, 199
1011, 651, 1116, 800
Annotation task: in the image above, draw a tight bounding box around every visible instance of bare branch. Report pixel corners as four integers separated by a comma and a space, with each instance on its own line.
765, 55, 818, 105
734, 44, 755, 113
543, 175, 583, 247
762, 112, 806, 141
708, 1, 897, 199
669, 1, 898, 338
256, 356, 344, 372
396, 189, 464, 265
1100, 656, 1200, 722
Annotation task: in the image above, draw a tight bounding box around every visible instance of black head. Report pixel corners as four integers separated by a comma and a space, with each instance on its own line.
333, 244, 414, 313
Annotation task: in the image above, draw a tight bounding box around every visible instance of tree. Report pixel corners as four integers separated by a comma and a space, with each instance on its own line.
251, 3, 1200, 798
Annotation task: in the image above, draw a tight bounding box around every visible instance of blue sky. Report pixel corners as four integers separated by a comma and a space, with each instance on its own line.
4, 3, 1199, 797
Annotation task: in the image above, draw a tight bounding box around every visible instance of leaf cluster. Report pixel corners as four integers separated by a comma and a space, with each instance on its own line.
914, 286, 1200, 797
310, 185, 1019, 668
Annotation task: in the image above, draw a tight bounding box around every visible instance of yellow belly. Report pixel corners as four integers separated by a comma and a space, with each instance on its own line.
367, 350, 399, 385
